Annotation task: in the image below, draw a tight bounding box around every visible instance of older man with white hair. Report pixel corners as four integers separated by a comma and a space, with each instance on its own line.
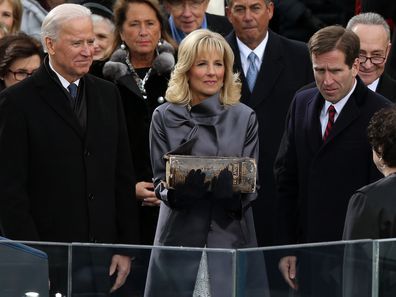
0, 3, 138, 296
347, 12, 396, 102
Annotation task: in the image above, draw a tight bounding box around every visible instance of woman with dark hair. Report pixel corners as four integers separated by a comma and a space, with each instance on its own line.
343, 105, 396, 240
103, 0, 176, 245
343, 106, 396, 297
0, 32, 43, 91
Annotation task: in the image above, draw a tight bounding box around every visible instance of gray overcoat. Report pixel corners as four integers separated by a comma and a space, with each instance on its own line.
144, 94, 269, 297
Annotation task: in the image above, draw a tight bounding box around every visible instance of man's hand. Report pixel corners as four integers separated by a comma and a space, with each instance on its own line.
136, 181, 160, 206
109, 254, 131, 293
279, 256, 298, 290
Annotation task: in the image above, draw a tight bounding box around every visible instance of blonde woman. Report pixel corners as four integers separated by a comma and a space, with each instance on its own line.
145, 29, 266, 297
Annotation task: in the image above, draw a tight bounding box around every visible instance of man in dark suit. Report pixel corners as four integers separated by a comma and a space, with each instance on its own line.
347, 12, 396, 102
225, 0, 314, 247
163, 0, 232, 44
0, 4, 138, 296
275, 26, 391, 296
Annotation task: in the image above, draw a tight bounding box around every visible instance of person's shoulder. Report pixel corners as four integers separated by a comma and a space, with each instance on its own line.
352, 175, 396, 208
85, 73, 117, 90
231, 101, 255, 114
205, 12, 230, 25
365, 85, 393, 108
269, 30, 309, 52
294, 85, 318, 100
205, 12, 232, 36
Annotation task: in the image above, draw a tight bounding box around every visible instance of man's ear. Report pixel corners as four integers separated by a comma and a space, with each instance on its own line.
45, 37, 56, 55
386, 42, 392, 59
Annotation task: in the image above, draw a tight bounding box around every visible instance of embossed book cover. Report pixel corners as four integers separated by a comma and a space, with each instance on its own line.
165, 155, 257, 193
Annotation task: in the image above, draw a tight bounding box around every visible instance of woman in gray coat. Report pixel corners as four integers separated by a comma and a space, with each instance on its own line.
144, 29, 268, 297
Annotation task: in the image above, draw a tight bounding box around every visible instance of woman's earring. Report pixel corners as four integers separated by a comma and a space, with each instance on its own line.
120, 42, 126, 50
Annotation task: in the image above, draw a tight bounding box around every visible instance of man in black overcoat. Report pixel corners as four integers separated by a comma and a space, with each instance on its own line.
0, 4, 138, 296
276, 25, 391, 297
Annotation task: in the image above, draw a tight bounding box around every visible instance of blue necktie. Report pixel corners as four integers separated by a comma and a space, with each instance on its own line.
67, 83, 78, 108
246, 52, 259, 92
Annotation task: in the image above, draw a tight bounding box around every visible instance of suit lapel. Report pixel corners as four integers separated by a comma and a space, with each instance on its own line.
33, 64, 84, 140
249, 31, 283, 108
227, 32, 250, 102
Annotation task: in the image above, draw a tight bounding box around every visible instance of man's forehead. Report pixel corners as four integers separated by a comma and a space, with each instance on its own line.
231, 0, 266, 7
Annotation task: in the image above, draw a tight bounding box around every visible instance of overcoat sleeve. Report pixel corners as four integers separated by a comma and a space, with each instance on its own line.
113, 89, 140, 244
0, 95, 40, 240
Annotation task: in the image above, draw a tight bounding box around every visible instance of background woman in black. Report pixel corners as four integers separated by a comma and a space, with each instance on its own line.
104, 0, 176, 244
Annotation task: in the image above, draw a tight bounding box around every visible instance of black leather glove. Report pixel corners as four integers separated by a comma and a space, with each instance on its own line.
211, 168, 234, 200
212, 168, 242, 218
167, 169, 209, 209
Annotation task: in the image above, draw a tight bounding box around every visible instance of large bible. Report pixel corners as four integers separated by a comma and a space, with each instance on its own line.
165, 155, 257, 193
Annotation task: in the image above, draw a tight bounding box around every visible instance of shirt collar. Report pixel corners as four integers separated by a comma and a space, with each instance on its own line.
367, 77, 380, 92
236, 32, 268, 64
236, 32, 268, 74
48, 58, 80, 89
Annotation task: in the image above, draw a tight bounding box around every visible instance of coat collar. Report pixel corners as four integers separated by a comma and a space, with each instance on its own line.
32, 59, 85, 140
308, 77, 368, 147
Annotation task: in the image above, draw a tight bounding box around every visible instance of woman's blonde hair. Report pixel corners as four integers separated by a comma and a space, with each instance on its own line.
0, 0, 22, 33
166, 29, 241, 106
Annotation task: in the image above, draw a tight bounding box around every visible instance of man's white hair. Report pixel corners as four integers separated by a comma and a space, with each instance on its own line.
41, 4, 92, 52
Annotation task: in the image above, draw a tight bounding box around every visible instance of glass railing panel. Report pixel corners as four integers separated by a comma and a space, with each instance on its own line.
23, 241, 70, 297
376, 239, 396, 297
70, 244, 236, 297
0, 238, 50, 297
237, 240, 375, 297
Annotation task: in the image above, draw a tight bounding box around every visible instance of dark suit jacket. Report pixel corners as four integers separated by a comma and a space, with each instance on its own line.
0, 62, 139, 244
377, 73, 396, 103
226, 29, 314, 246
274, 78, 391, 244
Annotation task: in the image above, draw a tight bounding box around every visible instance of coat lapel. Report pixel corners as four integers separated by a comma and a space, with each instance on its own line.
306, 90, 324, 152
33, 64, 84, 140
84, 75, 105, 147
117, 74, 143, 99
323, 79, 367, 144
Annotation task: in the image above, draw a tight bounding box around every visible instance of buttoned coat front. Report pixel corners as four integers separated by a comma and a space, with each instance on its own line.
0, 62, 139, 245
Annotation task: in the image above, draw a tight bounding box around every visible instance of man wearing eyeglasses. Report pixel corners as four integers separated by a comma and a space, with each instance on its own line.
163, 0, 232, 44
346, 12, 396, 102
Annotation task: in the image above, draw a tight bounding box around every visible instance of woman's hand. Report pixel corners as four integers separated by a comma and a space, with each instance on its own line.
136, 181, 160, 207
167, 169, 210, 209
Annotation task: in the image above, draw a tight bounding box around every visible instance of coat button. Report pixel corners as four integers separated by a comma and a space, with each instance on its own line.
88, 193, 94, 200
